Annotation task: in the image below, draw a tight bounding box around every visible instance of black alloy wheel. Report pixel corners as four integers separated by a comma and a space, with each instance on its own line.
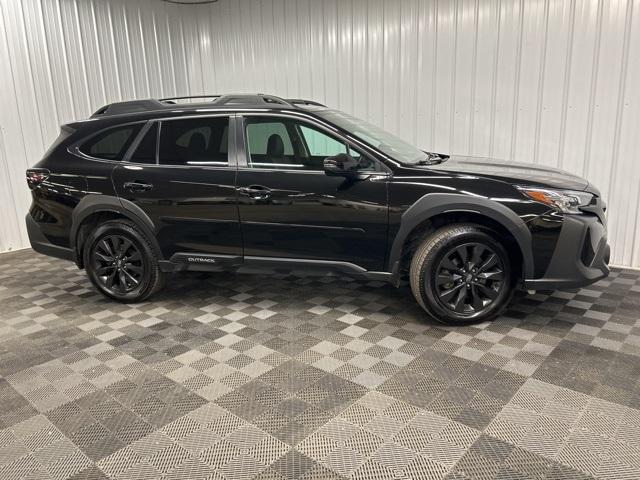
434, 242, 505, 315
409, 224, 514, 325
91, 235, 144, 294
83, 219, 164, 303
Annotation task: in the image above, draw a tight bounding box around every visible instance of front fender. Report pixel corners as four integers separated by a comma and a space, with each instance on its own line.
387, 193, 534, 278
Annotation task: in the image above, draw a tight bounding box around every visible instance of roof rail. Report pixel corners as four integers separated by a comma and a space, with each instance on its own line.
90, 94, 323, 118
159, 95, 221, 103
214, 94, 292, 106
286, 99, 327, 108
91, 99, 167, 117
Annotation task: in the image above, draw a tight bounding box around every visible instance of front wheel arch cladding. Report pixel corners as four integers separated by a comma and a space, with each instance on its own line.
70, 194, 162, 264
388, 193, 535, 279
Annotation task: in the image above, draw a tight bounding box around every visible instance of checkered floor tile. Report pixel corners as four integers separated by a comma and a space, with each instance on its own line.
0, 249, 639, 479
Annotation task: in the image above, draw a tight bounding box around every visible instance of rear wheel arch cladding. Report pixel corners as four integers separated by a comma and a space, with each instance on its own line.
71, 195, 162, 265
389, 193, 535, 279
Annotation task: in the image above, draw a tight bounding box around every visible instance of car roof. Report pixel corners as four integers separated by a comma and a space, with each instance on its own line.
90, 94, 327, 119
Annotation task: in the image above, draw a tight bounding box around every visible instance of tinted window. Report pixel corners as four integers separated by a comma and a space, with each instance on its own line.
159, 117, 229, 166
246, 122, 293, 156
299, 125, 347, 157
314, 109, 428, 164
245, 117, 379, 172
129, 123, 158, 164
80, 124, 142, 160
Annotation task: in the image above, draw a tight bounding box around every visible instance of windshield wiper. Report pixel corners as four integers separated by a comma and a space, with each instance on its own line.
417, 152, 450, 165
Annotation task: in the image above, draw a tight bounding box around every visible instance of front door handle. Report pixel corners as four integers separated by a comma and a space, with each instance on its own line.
124, 181, 153, 192
238, 185, 271, 200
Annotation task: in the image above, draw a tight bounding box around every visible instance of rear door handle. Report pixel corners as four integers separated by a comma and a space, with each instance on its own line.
124, 181, 153, 192
238, 185, 271, 200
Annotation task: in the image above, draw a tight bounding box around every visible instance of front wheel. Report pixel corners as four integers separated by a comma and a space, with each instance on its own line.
83, 220, 164, 303
410, 225, 514, 325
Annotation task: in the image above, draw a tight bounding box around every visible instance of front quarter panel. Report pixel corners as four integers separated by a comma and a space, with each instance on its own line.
387, 168, 557, 279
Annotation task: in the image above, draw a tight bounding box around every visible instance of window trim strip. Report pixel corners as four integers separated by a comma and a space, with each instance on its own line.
69, 120, 148, 163
123, 121, 154, 163
235, 112, 391, 174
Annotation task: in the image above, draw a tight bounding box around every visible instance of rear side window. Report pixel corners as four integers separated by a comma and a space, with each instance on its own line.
79, 124, 142, 160
129, 123, 158, 164
159, 117, 229, 166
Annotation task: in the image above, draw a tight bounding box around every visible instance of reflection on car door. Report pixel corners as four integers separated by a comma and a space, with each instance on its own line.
235, 115, 389, 271
112, 116, 241, 260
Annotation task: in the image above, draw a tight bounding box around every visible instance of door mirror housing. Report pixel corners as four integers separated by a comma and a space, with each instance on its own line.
323, 153, 360, 178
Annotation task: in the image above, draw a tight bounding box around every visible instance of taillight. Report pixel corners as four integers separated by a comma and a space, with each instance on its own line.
26, 168, 50, 189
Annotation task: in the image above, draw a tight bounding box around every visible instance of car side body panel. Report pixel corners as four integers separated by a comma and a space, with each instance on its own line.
25, 97, 609, 296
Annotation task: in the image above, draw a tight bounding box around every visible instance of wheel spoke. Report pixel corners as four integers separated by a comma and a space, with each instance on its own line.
96, 265, 113, 276
470, 245, 485, 269
452, 287, 467, 312
98, 240, 114, 259
477, 270, 504, 281
470, 285, 484, 310
122, 269, 139, 285
477, 283, 499, 300
120, 238, 132, 256
437, 272, 454, 286
95, 252, 113, 263
440, 256, 459, 272
125, 263, 143, 274
118, 270, 128, 291
477, 253, 498, 273
128, 251, 142, 262
105, 270, 116, 288
439, 283, 465, 302
456, 246, 468, 265
114, 236, 124, 254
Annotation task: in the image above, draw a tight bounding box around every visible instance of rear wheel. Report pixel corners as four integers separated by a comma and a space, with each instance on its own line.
83, 220, 164, 302
410, 224, 514, 325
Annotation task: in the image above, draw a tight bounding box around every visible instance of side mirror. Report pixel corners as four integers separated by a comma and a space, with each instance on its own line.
323, 153, 360, 178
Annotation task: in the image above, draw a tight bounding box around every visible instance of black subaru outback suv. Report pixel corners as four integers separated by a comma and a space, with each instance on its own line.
26, 94, 610, 325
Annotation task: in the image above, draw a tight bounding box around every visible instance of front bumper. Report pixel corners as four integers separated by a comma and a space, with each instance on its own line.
523, 213, 610, 290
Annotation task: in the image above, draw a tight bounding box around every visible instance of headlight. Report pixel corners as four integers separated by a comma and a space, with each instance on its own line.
516, 187, 593, 214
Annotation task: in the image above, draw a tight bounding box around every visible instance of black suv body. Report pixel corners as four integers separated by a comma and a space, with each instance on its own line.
26, 94, 610, 324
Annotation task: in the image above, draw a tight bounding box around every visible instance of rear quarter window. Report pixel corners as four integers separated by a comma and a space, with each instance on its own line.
79, 124, 143, 160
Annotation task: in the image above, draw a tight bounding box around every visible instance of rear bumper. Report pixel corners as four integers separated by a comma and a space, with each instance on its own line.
523, 214, 610, 290
26, 214, 74, 262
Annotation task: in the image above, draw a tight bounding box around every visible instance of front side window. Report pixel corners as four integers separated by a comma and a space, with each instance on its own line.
244, 117, 378, 172
79, 124, 143, 160
314, 109, 428, 164
159, 117, 229, 166
299, 125, 347, 157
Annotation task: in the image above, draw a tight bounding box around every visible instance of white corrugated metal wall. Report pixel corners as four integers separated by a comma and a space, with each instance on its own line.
1, 0, 639, 267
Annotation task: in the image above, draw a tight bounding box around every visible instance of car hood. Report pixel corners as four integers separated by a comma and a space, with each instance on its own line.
427, 155, 590, 191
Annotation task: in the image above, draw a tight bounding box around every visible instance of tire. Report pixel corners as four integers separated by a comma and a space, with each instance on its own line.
409, 224, 514, 325
83, 219, 164, 303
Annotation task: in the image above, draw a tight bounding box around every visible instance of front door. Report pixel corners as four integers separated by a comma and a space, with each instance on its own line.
113, 115, 241, 260
235, 114, 389, 271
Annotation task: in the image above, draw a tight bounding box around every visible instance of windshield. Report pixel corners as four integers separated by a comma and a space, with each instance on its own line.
314, 109, 428, 164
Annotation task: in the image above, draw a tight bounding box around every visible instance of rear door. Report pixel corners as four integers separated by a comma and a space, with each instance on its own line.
235, 114, 389, 271
112, 115, 241, 261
